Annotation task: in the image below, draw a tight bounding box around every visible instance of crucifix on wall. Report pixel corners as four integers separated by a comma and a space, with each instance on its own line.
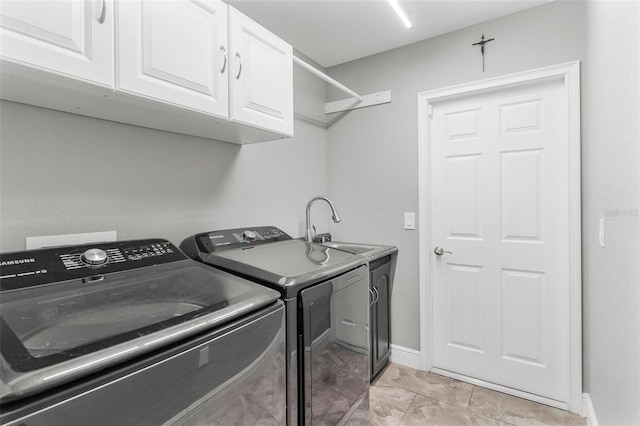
472, 33, 495, 72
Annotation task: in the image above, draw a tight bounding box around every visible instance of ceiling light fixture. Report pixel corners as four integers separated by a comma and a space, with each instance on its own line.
387, 0, 412, 29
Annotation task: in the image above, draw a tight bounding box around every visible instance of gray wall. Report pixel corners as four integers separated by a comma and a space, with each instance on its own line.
325, 1, 638, 424
0, 65, 329, 251
581, 1, 639, 425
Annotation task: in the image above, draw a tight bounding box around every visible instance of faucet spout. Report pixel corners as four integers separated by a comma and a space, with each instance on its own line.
305, 196, 341, 242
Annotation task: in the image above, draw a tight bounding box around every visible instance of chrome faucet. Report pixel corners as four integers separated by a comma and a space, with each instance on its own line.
305, 196, 341, 242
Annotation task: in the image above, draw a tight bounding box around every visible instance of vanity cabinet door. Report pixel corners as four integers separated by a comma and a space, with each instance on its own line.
229, 7, 293, 136
0, 0, 113, 85
371, 261, 392, 379
116, 0, 229, 117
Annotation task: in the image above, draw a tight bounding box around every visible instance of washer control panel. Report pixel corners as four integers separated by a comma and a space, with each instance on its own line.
122, 241, 175, 262
0, 239, 185, 291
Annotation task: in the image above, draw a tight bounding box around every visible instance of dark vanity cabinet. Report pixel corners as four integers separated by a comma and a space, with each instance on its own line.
370, 255, 393, 380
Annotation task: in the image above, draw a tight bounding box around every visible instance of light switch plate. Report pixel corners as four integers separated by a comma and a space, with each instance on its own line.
404, 212, 416, 230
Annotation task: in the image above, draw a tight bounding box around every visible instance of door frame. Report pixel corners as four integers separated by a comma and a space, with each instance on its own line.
417, 61, 582, 413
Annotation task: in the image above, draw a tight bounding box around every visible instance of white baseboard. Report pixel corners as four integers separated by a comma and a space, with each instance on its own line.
583, 393, 599, 426
389, 344, 422, 370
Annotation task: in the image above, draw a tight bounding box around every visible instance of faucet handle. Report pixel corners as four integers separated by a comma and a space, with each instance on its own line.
312, 232, 332, 244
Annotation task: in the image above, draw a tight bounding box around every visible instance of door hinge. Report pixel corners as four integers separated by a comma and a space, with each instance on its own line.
427, 104, 433, 116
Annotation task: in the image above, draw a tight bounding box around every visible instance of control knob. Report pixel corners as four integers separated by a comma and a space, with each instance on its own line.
81, 248, 108, 266
242, 230, 257, 241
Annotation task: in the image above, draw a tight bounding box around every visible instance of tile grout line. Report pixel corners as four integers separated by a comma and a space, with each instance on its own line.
480, 411, 520, 426
379, 381, 479, 414
399, 392, 418, 423
466, 385, 476, 410
464, 385, 519, 425
467, 387, 516, 426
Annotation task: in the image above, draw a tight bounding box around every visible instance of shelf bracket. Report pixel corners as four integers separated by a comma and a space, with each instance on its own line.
324, 90, 391, 114
293, 56, 391, 115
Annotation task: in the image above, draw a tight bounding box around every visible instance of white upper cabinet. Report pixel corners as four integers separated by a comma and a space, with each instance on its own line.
0, 1, 293, 143
0, 0, 113, 86
229, 7, 293, 136
116, 0, 229, 117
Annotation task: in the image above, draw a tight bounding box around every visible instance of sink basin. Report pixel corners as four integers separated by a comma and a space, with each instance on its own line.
322, 242, 380, 254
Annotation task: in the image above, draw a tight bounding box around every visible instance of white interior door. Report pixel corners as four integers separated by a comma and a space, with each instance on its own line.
429, 77, 572, 404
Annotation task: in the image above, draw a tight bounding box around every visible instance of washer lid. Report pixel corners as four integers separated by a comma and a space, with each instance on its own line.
0, 260, 279, 402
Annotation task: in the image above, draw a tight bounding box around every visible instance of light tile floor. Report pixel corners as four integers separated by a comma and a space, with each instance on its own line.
370, 363, 587, 426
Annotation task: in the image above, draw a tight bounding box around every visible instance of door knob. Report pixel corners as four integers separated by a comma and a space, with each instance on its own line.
434, 246, 452, 256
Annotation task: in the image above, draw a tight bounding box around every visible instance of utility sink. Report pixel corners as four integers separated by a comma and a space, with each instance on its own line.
322, 242, 380, 254
322, 241, 397, 262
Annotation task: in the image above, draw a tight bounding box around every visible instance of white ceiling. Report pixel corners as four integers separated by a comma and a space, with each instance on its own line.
227, 0, 554, 68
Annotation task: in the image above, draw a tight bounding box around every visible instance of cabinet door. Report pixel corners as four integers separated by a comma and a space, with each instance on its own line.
0, 0, 112, 85
369, 279, 378, 376
116, 0, 228, 117
372, 263, 391, 375
229, 7, 293, 136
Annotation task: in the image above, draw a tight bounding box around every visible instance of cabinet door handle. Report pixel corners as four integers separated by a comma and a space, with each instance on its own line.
220, 46, 227, 74
372, 287, 380, 304
369, 289, 375, 306
235, 53, 242, 79
98, 0, 107, 24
